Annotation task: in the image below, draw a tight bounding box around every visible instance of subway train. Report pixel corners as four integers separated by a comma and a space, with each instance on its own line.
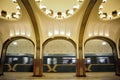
4, 54, 115, 72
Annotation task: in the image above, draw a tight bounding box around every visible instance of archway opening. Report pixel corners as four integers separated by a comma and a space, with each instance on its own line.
43, 39, 76, 73
85, 39, 115, 72
4, 39, 34, 72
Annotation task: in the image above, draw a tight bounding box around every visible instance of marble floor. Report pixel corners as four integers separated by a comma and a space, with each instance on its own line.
0, 72, 120, 80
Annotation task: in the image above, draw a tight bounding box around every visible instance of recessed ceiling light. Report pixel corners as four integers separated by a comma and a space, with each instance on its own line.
16, 6, 20, 10
105, 34, 109, 37
16, 32, 20, 35
12, 0, 17, 3
60, 31, 65, 35
54, 30, 59, 35
13, 41, 17, 45
27, 34, 31, 37
102, 42, 106, 45
88, 34, 92, 37
99, 32, 103, 36
6, 14, 11, 19
98, 10, 103, 14
99, 5, 103, 9
21, 32, 25, 35
118, 12, 120, 16
102, 0, 107, 3
108, 15, 112, 19
48, 32, 53, 37
66, 32, 71, 37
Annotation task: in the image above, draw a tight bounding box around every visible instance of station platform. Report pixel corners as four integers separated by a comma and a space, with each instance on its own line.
0, 72, 120, 80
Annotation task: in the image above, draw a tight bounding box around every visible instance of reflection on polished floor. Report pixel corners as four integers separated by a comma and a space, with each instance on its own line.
0, 72, 120, 80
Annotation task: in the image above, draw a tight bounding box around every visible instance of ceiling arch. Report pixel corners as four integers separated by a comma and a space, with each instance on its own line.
0, 0, 21, 20
43, 36, 76, 49
35, 0, 85, 19
0, 36, 34, 75
98, 0, 120, 20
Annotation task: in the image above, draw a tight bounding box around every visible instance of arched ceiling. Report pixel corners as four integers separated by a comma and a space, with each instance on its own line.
0, 0, 35, 43
7, 39, 34, 55
0, 0, 21, 20
0, 0, 120, 44
98, 0, 120, 20
44, 40, 75, 54
84, 0, 120, 43
35, 0, 84, 19
85, 39, 112, 54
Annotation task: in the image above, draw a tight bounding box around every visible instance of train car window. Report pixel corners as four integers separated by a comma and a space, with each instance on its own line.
63, 59, 69, 64
72, 58, 76, 64
97, 57, 109, 64
12, 57, 18, 64
8, 57, 12, 63
53, 58, 57, 64
86, 58, 91, 64
29, 57, 33, 64
23, 57, 29, 64
47, 58, 52, 64
63, 57, 72, 64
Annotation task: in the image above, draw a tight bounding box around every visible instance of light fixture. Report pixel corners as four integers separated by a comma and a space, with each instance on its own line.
36, 0, 84, 19
99, 5, 103, 10
0, 1, 21, 20
102, 0, 107, 3
94, 32, 98, 35
16, 32, 20, 35
66, 32, 71, 37
102, 42, 106, 45
13, 41, 17, 45
16, 6, 20, 10
73, 4, 79, 9
10, 33, 14, 37
100, 13, 107, 18
68, 9, 74, 15
60, 31, 65, 35
13, 14, 19, 19
99, 14, 104, 18
53, 13, 57, 18
77, 0, 84, 2
39, 4, 46, 9
35, 0, 42, 2
118, 12, 120, 16
16, 11, 21, 15
48, 32, 53, 37
21, 32, 25, 35
88, 34, 92, 37
62, 12, 66, 18
46, 9, 51, 15
6, 14, 11, 19
12, 0, 17, 3
105, 34, 109, 37
27, 34, 31, 37
98, 10, 103, 14
54, 30, 59, 35
108, 15, 112, 19
98, 0, 120, 20
99, 32, 103, 36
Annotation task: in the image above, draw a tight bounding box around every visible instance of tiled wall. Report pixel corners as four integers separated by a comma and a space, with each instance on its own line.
44, 40, 75, 54
7, 39, 34, 55
6, 39, 112, 55
85, 40, 112, 54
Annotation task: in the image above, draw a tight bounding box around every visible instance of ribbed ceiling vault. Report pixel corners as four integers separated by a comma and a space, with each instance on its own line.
0, 0, 120, 43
